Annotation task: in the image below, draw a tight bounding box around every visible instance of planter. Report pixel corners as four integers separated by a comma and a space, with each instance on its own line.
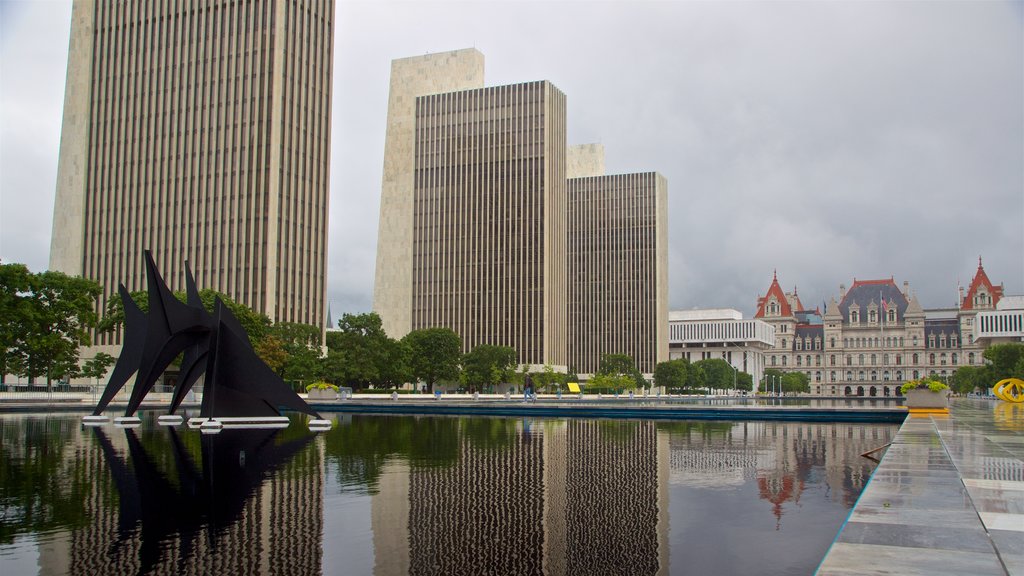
308, 388, 338, 401
904, 388, 949, 410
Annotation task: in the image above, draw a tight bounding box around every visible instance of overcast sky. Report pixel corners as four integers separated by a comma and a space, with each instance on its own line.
1, 0, 1022, 319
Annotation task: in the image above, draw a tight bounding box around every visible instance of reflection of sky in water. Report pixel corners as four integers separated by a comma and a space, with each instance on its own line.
0, 414, 895, 575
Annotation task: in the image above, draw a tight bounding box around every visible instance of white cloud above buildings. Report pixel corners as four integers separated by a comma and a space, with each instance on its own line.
1, 0, 1021, 319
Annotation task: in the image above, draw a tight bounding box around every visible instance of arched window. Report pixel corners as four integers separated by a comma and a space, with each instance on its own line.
929, 353, 936, 365
830, 354, 836, 366
858, 370, 865, 381
844, 386, 852, 396
797, 356, 803, 366
782, 356, 788, 366
940, 353, 947, 365
888, 309, 896, 323
896, 370, 903, 381
883, 353, 889, 365
952, 353, 958, 365
857, 385, 864, 396
846, 370, 853, 381
830, 338, 836, 348
815, 371, 821, 382
815, 355, 821, 366
969, 352, 975, 364
883, 371, 890, 381
870, 354, 877, 365
869, 386, 877, 397
913, 336, 918, 346
870, 370, 877, 381
913, 370, 920, 379
869, 310, 877, 323
912, 353, 919, 364
771, 355, 777, 366
851, 310, 860, 324
830, 371, 836, 382
895, 354, 902, 366
846, 355, 852, 366
859, 354, 865, 365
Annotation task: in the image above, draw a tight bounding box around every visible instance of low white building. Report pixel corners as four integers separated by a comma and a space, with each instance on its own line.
668, 309, 775, 389
974, 295, 1024, 345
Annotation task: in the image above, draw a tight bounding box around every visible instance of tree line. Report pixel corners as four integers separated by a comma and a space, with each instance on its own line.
652, 357, 755, 394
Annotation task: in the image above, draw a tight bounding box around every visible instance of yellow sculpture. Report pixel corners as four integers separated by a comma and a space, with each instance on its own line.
993, 377, 1024, 403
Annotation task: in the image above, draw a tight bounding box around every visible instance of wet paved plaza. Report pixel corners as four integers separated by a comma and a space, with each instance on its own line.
818, 399, 1024, 575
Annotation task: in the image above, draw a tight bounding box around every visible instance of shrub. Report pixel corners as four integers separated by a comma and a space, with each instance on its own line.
900, 378, 949, 395
305, 381, 338, 392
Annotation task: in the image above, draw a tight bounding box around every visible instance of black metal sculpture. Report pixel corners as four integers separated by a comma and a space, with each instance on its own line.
88, 250, 321, 423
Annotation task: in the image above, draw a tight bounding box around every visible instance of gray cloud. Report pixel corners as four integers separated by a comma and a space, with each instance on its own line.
3, 1, 1021, 322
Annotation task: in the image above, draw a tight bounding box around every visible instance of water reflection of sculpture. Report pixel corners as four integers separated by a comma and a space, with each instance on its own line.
48, 427, 321, 576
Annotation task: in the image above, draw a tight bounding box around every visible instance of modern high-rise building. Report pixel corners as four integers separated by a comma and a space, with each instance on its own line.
411, 80, 568, 367
568, 171, 668, 375
50, 0, 334, 345
373, 48, 485, 339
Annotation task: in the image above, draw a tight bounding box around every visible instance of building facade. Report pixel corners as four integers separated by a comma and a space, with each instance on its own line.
668, 309, 775, 387
411, 80, 568, 367
50, 0, 333, 345
754, 260, 1007, 397
568, 172, 668, 376
373, 49, 485, 339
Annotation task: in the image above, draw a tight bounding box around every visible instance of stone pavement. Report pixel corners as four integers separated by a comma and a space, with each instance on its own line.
818, 399, 1024, 575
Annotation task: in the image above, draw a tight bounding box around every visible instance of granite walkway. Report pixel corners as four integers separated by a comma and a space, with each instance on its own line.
818, 399, 1024, 575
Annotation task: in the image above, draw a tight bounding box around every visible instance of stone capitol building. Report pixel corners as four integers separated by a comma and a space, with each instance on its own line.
754, 258, 1006, 397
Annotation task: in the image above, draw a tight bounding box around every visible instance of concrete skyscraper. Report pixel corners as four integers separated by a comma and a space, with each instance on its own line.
373, 49, 486, 339
50, 0, 333, 345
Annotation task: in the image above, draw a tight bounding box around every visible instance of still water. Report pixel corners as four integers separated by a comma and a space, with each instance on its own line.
0, 412, 897, 575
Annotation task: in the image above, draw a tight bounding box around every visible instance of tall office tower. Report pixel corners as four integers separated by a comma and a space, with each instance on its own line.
567, 172, 669, 375
50, 0, 333, 345
373, 49, 485, 339
411, 81, 568, 367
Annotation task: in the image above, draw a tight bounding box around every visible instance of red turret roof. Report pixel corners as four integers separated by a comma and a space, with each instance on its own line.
962, 257, 1002, 310
754, 271, 793, 318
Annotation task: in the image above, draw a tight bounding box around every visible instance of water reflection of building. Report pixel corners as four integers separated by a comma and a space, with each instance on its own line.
372, 419, 671, 576
39, 425, 324, 576
664, 421, 893, 524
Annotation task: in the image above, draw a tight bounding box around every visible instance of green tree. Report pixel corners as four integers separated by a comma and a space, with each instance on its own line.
9, 270, 102, 387
254, 335, 290, 374
983, 343, 1024, 381
781, 371, 810, 394
0, 264, 34, 385
461, 345, 516, 393
654, 359, 688, 390
735, 371, 753, 392
950, 365, 990, 394
761, 368, 785, 394
401, 327, 461, 393
80, 352, 116, 385
693, 358, 733, 393
325, 313, 394, 389
598, 354, 646, 389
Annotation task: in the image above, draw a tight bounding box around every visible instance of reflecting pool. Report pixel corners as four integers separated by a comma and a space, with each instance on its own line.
0, 412, 897, 575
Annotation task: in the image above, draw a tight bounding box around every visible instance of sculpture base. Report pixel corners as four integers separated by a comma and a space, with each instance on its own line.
189, 416, 290, 429
82, 415, 108, 426
158, 415, 183, 426
114, 416, 141, 425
